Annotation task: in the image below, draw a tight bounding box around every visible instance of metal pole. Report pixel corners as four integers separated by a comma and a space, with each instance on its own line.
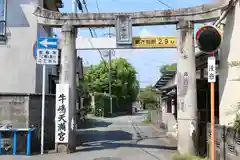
40, 64, 46, 155
109, 50, 112, 114
210, 52, 216, 160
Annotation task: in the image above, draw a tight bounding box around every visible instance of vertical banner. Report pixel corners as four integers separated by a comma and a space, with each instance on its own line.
55, 84, 69, 143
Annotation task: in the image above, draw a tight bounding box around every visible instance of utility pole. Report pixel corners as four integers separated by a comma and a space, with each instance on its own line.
108, 28, 113, 115
108, 49, 112, 114
102, 29, 114, 115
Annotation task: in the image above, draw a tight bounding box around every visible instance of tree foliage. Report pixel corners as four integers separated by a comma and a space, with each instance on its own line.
84, 58, 139, 101
160, 63, 177, 74
138, 85, 160, 109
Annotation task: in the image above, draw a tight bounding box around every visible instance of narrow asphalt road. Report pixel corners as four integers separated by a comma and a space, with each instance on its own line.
1, 111, 177, 160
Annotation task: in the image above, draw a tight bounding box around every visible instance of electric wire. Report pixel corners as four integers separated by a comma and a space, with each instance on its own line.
156, 0, 173, 9
81, 0, 108, 69
95, 0, 115, 56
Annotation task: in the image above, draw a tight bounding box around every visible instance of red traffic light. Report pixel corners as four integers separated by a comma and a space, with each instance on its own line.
196, 25, 222, 53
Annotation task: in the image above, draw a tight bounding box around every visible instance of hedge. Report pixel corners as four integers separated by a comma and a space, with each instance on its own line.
94, 93, 134, 117
94, 92, 118, 117
117, 97, 133, 114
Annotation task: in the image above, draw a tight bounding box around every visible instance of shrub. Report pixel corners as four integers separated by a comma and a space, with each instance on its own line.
172, 153, 208, 160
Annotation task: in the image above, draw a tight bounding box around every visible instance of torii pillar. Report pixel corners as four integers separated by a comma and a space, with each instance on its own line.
176, 20, 198, 155
57, 24, 77, 153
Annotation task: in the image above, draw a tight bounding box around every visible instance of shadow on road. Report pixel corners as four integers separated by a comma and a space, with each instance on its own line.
78, 118, 112, 129
76, 116, 177, 154
76, 129, 177, 153
76, 141, 177, 152
77, 130, 133, 144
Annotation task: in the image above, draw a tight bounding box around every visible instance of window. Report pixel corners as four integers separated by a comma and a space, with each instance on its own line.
0, 0, 6, 39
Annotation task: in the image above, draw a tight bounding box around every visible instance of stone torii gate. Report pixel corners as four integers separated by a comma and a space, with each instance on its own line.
33, 3, 225, 155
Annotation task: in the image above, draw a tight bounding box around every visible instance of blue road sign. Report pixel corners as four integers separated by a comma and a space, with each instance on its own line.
37, 37, 58, 49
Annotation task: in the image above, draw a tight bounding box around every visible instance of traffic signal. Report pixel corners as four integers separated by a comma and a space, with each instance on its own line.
196, 25, 222, 53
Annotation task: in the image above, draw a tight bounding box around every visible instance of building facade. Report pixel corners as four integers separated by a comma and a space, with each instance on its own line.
0, 0, 63, 93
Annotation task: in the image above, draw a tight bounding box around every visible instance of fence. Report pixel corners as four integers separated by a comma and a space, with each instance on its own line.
207, 123, 240, 160
0, 128, 35, 156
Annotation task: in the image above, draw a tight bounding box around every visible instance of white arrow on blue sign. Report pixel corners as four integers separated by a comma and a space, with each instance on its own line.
37, 37, 58, 49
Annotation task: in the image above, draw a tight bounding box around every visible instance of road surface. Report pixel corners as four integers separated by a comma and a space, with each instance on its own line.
2, 111, 177, 160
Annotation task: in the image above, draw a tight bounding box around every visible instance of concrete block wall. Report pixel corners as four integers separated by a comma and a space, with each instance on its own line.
0, 95, 29, 128
0, 93, 56, 153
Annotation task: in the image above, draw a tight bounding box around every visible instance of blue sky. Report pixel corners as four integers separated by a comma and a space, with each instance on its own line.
58, 0, 213, 88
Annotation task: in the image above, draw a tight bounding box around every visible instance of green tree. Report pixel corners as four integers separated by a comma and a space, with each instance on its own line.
138, 85, 160, 109
84, 58, 139, 102
160, 63, 177, 74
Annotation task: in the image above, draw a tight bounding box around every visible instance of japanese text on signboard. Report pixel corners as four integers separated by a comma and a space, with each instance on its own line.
132, 36, 177, 48
37, 49, 58, 65
55, 84, 69, 143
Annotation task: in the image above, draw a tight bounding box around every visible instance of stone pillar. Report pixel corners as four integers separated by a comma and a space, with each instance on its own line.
219, 1, 240, 125
176, 20, 198, 155
57, 24, 77, 153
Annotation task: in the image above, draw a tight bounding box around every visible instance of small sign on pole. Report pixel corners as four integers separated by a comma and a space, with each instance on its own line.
208, 56, 216, 83
36, 37, 59, 155
36, 49, 58, 65
115, 15, 132, 45
55, 84, 69, 143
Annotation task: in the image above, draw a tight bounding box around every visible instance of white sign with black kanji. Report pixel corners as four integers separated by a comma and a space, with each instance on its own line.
37, 49, 58, 65
208, 56, 216, 83
55, 84, 69, 143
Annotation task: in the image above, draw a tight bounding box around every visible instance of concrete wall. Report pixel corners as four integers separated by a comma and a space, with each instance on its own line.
0, 95, 29, 128
148, 108, 162, 126
0, 0, 55, 93
0, 93, 56, 152
160, 99, 177, 137
218, 0, 240, 126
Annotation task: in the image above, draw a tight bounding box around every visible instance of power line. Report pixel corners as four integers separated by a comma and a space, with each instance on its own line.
95, 0, 100, 12
155, 0, 173, 9
79, 0, 108, 69
95, 0, 114, 114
